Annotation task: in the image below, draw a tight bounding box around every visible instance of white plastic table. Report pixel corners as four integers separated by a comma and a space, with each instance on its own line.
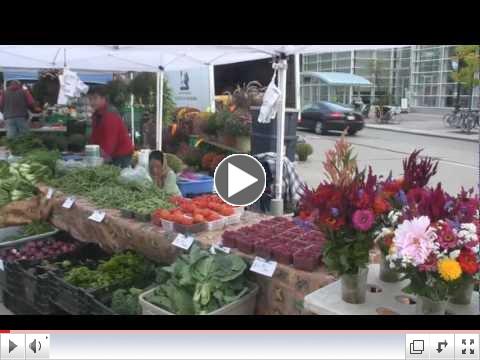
304, 264, 479, 315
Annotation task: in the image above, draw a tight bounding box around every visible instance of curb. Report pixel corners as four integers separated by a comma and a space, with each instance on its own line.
365, 124, 478, 143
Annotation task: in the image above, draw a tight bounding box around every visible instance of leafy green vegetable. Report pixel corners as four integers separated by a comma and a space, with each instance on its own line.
22, 150, 60, 172
4, 134, 46, 156
64, 252, 155, 291
147, 245, 250, 315
20, 220, 54, 238
111, 288, 143, 315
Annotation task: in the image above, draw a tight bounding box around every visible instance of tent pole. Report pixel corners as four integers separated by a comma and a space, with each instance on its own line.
294, 53, 301, 120
156, 68, 164, 151
208, 64, 216, 112
130, 72, 135, 145
271, 55, 288, 216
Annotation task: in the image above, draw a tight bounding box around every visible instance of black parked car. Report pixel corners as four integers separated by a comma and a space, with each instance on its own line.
299, 101, 365, 135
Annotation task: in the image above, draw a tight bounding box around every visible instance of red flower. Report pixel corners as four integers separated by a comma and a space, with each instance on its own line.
318, 212, 345, 231
383, 179, 402, 197
436, 222, 458, 250
457, 249, 479, 276
373, 196, 391, 215
419, 253, 438, 272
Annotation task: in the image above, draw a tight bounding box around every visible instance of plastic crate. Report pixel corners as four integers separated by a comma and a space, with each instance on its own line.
177, 175, 214, 197
139, 282, 259, 315
48, 271, 92, 315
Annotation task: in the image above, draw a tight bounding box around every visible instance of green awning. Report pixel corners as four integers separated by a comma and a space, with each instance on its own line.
301, 72, 371, 86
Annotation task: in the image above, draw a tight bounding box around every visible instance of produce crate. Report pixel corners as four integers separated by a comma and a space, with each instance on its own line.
48, 271, 93, 315
2, 289, 41, 315
177, 175, 214, 197
5, 262, 57, 314
173, 222, 207, 235
224, 212, 242, 226
0, 226, 59, 293
139, 282, 259, 315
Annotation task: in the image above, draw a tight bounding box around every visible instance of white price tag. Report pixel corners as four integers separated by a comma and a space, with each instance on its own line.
62, 197, 76, 209
210, 244, 231, 254
46, 188, 55, 199
88, 210, 106, 223
172, 234, 194, 250
0, 259, 4, 272
250, 257, 277, 277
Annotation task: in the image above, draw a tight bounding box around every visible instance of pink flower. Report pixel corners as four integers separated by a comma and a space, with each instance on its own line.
418, 253, 438, 272
436, 222, 458, 250
352, 210, 375, 231
393, 216, 437, 266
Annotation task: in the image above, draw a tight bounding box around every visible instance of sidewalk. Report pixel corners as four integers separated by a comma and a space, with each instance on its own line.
365, 112, 479, 143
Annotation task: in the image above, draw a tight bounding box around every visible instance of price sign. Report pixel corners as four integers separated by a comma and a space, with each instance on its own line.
46, 188, 55, 200
210, 244, 231, 255
250, 257, 277, 278
62, 197, 76, 209
88, 210, 106, 223
172, 234, 194, 250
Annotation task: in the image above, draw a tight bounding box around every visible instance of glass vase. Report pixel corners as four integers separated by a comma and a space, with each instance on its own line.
449, 280, 474, 305
379, 253, 401, 283
341, 267, 369, 304
415, 295, 447, 315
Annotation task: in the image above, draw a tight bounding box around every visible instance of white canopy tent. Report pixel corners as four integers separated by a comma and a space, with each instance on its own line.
0, 45, 407, 214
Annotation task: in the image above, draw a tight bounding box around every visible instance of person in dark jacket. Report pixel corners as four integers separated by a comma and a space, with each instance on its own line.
88, 86, 134, 168
0, 80, 37, 138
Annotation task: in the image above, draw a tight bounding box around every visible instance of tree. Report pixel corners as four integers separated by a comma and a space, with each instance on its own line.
452, 45, 480, 109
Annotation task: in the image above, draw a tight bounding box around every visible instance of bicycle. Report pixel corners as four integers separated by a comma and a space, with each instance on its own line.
375, 106, 402, 124
461, 109, 479, 133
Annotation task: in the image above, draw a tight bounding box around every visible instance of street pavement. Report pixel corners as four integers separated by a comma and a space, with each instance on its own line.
365, 112, 479, 142
296, 127, 478, 195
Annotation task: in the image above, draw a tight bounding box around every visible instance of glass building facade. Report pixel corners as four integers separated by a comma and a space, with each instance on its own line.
301, 45, 479, 110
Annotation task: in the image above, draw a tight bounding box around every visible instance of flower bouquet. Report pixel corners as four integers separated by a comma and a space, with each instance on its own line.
299, 137, 387, 303
388, 185, 479, 314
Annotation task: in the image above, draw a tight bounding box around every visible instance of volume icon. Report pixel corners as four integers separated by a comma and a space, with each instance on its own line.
29, 339, 42, 354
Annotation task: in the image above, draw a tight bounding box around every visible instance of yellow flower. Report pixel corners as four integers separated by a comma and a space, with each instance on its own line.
437, 258, 462, 282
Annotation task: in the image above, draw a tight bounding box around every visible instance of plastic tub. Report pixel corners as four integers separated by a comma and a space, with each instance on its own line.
177, 175, 214, 197
207, 217, 226, 232
225, 213, 242, 226
160, 219, 175, 232
139, 282, 259, 315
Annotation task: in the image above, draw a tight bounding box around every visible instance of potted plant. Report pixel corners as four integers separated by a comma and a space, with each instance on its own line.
296, 143, 313, 162
223, 113, 251, 152
298, 136, 385, 304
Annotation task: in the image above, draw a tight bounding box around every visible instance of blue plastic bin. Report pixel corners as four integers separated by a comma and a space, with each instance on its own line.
177, 175, 214, 197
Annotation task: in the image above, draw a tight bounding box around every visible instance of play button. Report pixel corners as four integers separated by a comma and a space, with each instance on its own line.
214, 154, 266, 206
9, 340, 17, 353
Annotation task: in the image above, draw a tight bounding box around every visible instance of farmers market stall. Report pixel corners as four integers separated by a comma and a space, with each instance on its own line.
28, 185, 334, 315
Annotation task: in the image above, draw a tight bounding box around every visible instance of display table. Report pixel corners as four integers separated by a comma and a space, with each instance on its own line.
304, 264, 479, 315
35, 185, 335, 315
0, 126, 67, 133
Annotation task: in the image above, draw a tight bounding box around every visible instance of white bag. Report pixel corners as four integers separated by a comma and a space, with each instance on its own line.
257, 69, 280, 124
119, 165, 153, 185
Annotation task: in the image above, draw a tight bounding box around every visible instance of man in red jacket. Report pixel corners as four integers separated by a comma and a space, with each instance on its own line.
0, 80, 38, 138
88, 86, 134, 168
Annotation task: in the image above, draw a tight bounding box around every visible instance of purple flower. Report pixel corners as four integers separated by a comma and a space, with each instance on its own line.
331, 208, 340, 218
395, 190, 408, 206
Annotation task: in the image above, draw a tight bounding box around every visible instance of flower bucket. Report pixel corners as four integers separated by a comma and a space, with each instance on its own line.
341, 267, 368, 304
449, 280, 474, 305
235, 136, 251, 153
223, 134, 236, 147
379, 253, 401, 283
415, 296, 447, 315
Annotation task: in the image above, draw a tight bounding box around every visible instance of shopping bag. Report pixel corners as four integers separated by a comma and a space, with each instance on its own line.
257, 70, 280, 124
